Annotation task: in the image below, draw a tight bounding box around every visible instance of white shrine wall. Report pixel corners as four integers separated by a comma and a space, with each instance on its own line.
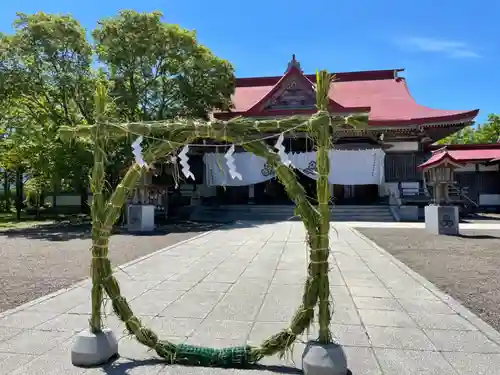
384, 141, 419, 152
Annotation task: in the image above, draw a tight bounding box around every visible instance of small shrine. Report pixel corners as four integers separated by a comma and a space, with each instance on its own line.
418, 147, 464, 235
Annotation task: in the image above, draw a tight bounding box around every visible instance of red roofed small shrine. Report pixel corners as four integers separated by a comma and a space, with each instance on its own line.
418, 147, 465, 170
421, 144, 500, 170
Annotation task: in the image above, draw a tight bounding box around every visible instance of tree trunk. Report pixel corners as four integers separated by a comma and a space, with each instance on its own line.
80, 183, 89, 214
36, 191, 44, 219
15, 168, 23, 220
52, 181, 58, 210
3, 170, 10, 212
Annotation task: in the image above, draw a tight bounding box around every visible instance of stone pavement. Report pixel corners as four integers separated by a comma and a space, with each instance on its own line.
0, 221, 500, 375
342, 221, 500, 230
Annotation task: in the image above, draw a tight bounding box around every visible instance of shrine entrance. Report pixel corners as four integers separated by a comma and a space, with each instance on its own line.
216, 186, 249, 204
254, 173, 317, 205
332, 184, 379, 205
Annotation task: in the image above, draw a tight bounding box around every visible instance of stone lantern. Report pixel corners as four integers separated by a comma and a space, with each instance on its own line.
418, 148, 463, 235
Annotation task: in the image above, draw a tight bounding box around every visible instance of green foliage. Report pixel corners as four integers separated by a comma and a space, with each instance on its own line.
0, 10, 235, 209
436, 114, 500, 145
475, 114, 500, 143
92, 10, 235, 121
436, 126, 477, 145
0, 12, 95, 202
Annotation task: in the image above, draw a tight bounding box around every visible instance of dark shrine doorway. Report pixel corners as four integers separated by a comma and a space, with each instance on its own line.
254, 179, 289, 205
216, 186, 249, 204
254, 173, 317, 205
332, 184, 379, 205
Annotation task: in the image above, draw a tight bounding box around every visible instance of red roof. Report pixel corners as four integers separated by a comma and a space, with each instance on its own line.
442, 148, 500, 162
418, 148, 464, 170
215, 59, 479, 127
419, 145, 500, 169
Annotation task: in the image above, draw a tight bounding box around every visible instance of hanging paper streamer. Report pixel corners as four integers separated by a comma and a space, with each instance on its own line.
178, 145, 195, 180
274, 133, 292, 167
131, 136, 147, 168
170, 153, 179, 188
224, 145, 242, 180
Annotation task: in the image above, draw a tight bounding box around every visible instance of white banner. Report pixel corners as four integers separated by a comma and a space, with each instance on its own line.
329, 149, 385, 185
203, 149, 385, 186
204, 152, 276, 186
290, 149, 385, 185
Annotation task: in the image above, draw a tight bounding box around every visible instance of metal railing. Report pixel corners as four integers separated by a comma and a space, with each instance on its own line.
388, 191, 402, 221
397, 184, 478, 210
449, 184, 479, 208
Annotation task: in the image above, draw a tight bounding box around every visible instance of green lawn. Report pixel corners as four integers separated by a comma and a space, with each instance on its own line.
0, 211, 90, 229
0, 212, 53, 229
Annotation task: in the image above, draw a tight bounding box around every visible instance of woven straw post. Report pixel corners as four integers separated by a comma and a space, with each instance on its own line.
89, 84, 110, 334
58, 70, 367, 367
313, 70, 333, 343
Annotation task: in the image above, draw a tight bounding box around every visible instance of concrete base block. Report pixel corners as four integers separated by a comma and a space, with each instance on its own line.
302, 341, 348, 375
127, 204, 155, 232
424, 205, 459, 235
71, 328, 118, 367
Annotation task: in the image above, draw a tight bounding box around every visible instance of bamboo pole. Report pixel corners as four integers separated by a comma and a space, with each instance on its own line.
58, 113, 368, 143
89, 84, 109, 333
313, 70, 333, 344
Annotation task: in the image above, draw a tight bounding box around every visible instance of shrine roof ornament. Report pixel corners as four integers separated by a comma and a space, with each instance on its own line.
285, 54, 303, 74
218, 54, 369, 118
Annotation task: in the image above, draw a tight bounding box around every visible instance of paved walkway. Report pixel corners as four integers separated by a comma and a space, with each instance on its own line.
0, 221, 499, 374
342, 221, 500, 230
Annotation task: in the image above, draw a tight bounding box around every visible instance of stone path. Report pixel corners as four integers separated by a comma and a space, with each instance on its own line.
0, 223, 216, 312
0, 221, 499, 374
342, 221, 500, 230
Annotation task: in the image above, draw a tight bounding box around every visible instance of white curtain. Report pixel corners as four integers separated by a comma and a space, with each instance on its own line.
289, 152, 317, 179
204, 149, 385, 186
203, 153, 276, 186
328, 149, 385, 185
290, 149, 385, 185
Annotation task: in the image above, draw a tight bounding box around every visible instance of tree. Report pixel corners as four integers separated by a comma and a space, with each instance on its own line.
92, 10, 235, 188
436, 125, 477, 145
92, 10, 235, 121
475, 114, 500, 143
0, 10, 236, 215
0, 12, 96, 213
436, 114, 500, 145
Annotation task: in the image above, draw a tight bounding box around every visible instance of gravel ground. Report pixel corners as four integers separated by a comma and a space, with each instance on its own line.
356, 227, 500, 331
0, 222, 220, 312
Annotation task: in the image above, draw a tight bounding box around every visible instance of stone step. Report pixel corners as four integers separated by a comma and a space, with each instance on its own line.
190, 204, 395, 222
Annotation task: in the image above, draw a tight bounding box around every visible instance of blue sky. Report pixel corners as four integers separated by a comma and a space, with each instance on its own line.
0, 0, 497, 124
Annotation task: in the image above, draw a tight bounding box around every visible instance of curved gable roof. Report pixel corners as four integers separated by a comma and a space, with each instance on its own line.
242, 65, 368, 115
331, 77, 478, 126
218, 66, 478, 126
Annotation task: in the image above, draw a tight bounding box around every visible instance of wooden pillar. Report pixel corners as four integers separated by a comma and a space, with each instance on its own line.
248, 184, 255, 204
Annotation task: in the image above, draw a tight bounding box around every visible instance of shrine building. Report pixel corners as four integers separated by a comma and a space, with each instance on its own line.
132, 56, 500, 222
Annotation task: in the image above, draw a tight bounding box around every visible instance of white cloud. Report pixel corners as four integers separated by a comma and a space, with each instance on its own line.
396, 37, 481, 59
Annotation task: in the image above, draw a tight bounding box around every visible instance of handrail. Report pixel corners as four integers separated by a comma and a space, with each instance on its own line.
450, 183, 479, 208
388, 191, 402, 221
399, 185, 478, 208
